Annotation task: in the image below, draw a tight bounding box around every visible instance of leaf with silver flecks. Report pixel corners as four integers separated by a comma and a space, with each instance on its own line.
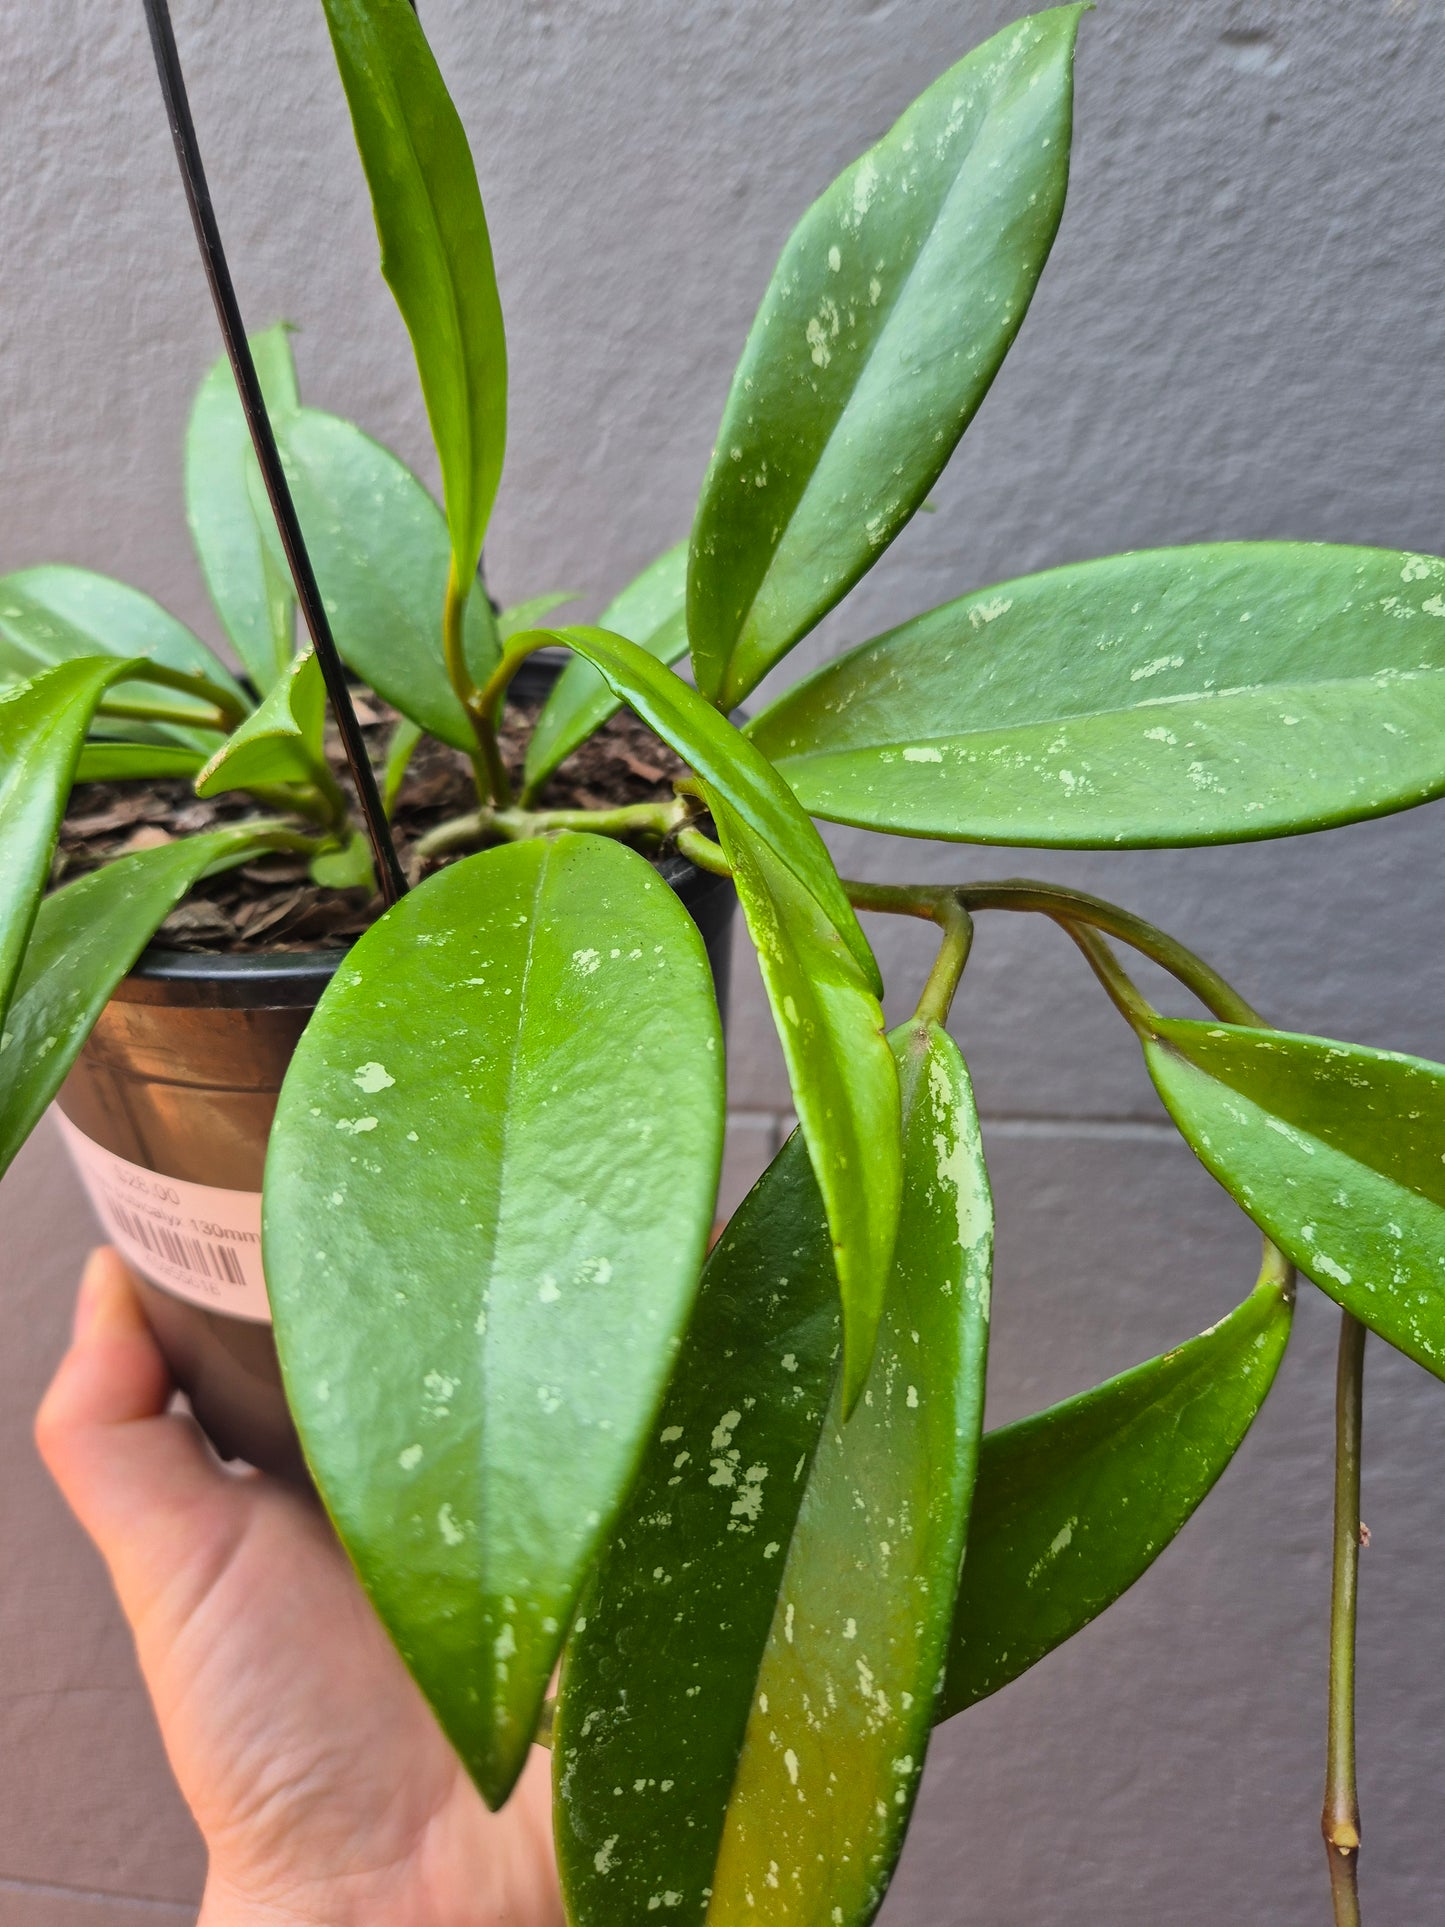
265, 833, 724, 1809
557, 1020, 990, 1927
749, 543, 1445, 847
688, 6, 1084, 708
1147, 1018, 1445, 1375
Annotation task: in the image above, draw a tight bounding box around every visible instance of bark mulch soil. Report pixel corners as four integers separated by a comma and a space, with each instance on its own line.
56, 689, 687, 953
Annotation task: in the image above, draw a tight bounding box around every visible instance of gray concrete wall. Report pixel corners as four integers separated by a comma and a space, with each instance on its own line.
2, 0, 1443, 1919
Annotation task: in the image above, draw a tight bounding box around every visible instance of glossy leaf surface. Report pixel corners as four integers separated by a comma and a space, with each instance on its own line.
271, 408, 495, 749
688, 6, 1083, 708
711, 1022, 990, 1923
704, 786, 898, 1413
524, 546, 687, 797
0, 567, 244, 747
556, 1128, 837, 1926
185, 326, 301, 690
1147, 1019, 1445, 1376
529, 626, 878, 989
0, 658, 132, 1032
265, 834, 724, 1807
940, 1246, 1292, 1717
0, 828, 271, 1176
557, 1021, 991, 1927
750, 543, 1445, 847
196, 648, 326, 799
322, 0, 506, 583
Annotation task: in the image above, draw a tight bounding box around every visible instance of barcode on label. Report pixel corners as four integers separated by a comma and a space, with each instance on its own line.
54, 1110, 273, 1324
108, 1200, 248, 1289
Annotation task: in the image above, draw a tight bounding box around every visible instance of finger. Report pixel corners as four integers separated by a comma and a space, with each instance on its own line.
35, 1248, 250, 1629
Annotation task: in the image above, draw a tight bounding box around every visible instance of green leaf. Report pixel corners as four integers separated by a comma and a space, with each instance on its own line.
498, 592, 581, 643
321, 0, 506, 584
0, 658, 135, 1035
687, 6, 1083, 708
557, 1020, 990, 1927
940, 1244, 1292, 1717
195, 648, 328, 799
557, 1128, 837, 1926
269, 407, 494, 749
0, 828, 274, 1177
523, 545, 687, 798
265, 833, 724, 1807
74, 742, 208, 784
525, 626, 879, 991
703, 786, 899, 1411
382, 714, 424, 817
0, 566, 246, 749
309, 832, 376, 892
749, 543, 1445, 847
1146, 1019, 1445, 1377
185, 326, 301, 691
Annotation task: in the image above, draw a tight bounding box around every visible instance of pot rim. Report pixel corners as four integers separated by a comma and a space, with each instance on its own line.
125, 845, 733, 1005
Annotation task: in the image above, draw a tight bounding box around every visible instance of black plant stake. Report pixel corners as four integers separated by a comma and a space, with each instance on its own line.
140, 0, 408, 908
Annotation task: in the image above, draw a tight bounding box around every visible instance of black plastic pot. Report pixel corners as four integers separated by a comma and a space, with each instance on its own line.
56, 834, 736, 1484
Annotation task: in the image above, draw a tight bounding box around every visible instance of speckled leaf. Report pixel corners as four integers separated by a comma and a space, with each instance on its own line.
712, 1021, 990, 1924
555, 1127, 838, 1925
269, 408, 497, 748
195, 647, 327, 799
0, 658, 135, 1034
322, 0, 506, 584
527, 626, 878, 990
1146, 1019, 1445, 1376
0, 567, 244, 750
748, 543, 1445, 846
185, 326, 301, 691
264, 833, 724, 1809
0, 828, 272, 1176
940, 1244, 1293, 1718
705, 786, 898, 1409
523, 546, 687, 798
556, 1020, 989, 1926
687, 6, 1083, 708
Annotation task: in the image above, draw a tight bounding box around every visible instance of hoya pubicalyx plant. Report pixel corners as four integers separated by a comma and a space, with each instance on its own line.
2, 0, 1439, 1916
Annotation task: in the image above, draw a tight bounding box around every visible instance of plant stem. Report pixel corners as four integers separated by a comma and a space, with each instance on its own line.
209, 818, 327, 862
494, 799, 691, 843
948, 880, 1263, 1026
241, 782, 346, 827
915, 900, 974, 1026
309, 758, 355, 837
412, 810, 493, 861
98, 695, 233, 732
413, 797, 691, 863
117, 659, 249, 728
1323, 1312, 1366, 1927
444, 564, 513, 808
1058, 922, 1161, 1038
844, 877, 955, 922
674, 826, 732, 877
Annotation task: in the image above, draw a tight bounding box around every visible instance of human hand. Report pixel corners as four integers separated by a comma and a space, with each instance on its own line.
36, 1248, 563, 1927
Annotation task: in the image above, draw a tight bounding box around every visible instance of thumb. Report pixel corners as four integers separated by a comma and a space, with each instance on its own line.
35, 1247, 253, 1639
